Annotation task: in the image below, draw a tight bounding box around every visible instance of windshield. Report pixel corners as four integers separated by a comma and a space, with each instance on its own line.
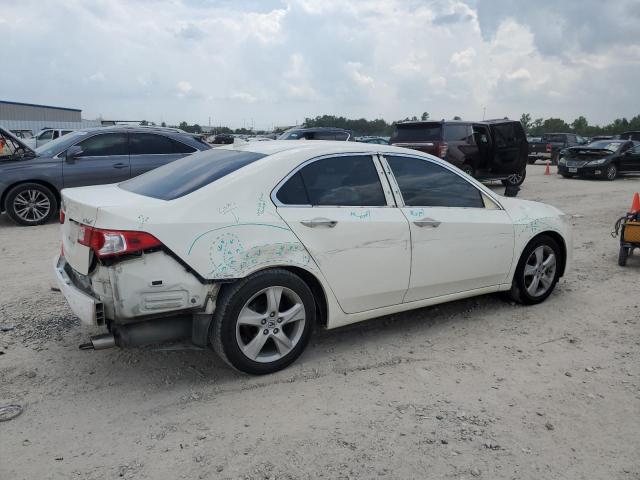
35, 130, 91, 157
119, 148, 266, 200
586, 140, 624, 152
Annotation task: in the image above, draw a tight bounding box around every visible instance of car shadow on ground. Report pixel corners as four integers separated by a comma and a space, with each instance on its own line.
53, 289, 529, 395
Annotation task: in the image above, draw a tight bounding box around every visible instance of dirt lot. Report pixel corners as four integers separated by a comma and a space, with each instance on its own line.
1, 165, 639, 480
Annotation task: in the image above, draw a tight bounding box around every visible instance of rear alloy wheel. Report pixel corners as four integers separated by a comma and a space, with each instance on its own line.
5, 183, 58, 226
604, 163, 617, 181
211, 269, 315, 374
502, 169, 527, 187
510, 235, 561, 305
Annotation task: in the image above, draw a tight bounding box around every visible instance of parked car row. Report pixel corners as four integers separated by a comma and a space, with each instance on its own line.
0, 126, 210, 226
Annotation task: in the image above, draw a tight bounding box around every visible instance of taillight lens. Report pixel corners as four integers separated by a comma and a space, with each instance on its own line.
438, 141, 449, 158
77, 225, 162, 258
546, 143, 552, 152
59, 209, 65, 224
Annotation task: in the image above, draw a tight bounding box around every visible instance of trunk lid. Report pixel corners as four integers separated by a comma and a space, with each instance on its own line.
61, 184, 163, 275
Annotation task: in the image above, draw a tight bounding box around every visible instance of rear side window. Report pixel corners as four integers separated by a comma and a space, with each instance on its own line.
130, 133, 174, 155
120, 149, 265, 200
276, 155, 386, 206
391, 124, 442, 143
387, 156, 483, 208
77, 133, 128, 157
443, 124, 469, 142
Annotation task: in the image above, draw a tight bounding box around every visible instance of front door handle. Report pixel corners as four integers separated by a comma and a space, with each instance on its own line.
413, 218, 441, 228
301, 218, 338, 228
113, 163, 128, 169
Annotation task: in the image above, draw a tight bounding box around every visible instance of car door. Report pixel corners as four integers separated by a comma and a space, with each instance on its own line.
62, 132, 130, 188
129, 133, 195, 177
490, 122, 527, 175
381, 154, 515, 302
620, 142, 640, 172
274, 154, 411, 314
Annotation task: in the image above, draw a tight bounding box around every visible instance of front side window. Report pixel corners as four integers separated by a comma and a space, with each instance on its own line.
77, 133, 128, 157
276, 155, 386, 206
386, 156, 484, 208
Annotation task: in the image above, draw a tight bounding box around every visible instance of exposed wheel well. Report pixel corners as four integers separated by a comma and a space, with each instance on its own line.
526, 231, 567, 277
1, 180, 60, 213
279, 266, 328, 328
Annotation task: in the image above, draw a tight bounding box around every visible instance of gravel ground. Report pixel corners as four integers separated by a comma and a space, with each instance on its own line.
1, 165, 639, 479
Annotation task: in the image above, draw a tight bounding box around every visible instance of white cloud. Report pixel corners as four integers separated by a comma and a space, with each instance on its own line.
0, 0, 637, 128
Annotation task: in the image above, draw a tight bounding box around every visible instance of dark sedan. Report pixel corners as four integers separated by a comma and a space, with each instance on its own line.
0, 126, 210, 226
558, 140, 640, 180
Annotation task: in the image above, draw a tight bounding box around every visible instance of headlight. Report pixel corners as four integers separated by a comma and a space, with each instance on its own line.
558, 157, 567, 165
587, 158, 607, 166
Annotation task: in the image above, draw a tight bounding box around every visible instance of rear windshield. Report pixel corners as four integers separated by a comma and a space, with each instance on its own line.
119, 149, 266, 200
391, 123, 442, 143
542, 134, 566, 143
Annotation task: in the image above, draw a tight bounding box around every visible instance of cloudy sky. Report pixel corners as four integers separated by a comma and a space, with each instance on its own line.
2, 0, 639, 129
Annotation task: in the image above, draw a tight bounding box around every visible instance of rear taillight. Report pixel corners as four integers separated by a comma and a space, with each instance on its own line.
77, 225, 162, 258
546, 143, 552, 153
437, 141, 449, 158
59, 209, 65, 224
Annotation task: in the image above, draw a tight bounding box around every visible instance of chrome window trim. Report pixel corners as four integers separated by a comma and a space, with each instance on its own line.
377, 152, 505, 210
270, 152, 394, 208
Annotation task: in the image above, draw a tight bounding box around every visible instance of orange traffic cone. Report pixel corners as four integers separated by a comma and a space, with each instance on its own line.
630, 192, 640, 213
544, 160, 551, 175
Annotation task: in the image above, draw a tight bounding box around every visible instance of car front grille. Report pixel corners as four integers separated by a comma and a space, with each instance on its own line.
566, 160, 588, 167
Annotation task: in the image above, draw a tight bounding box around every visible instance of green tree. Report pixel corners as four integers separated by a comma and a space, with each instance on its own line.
421, 112, 429, 121
520, 113, 532, 132
140, 120, 148, 126
161, 121, 166, 127
571, 116, 588, 134
453, 116, 462, 120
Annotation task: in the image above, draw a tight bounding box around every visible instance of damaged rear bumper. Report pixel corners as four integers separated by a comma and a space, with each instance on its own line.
53, 253, 220, 347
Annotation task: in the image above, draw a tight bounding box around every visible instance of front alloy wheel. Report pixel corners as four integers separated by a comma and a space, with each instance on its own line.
211, 269, 315, 374
604, 164, 617, 181
510, 235, 561, 305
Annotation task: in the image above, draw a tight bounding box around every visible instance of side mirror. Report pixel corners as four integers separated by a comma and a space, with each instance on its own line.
65, 145, 83, 162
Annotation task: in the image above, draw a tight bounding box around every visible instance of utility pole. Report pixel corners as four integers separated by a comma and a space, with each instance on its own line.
482, 107, 486, 120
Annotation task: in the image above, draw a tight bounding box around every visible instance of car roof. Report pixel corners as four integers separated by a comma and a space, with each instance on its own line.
217, 139, 430, 158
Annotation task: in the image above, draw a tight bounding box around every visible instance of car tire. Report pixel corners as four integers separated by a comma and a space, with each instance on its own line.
460, 163, 475, 177
501, 168, 527, 187
509, 235, 562, 305
603, 164, 617, 181
618, 246, 630, 267
5, 182, 58, 226
210, 268, 315, 375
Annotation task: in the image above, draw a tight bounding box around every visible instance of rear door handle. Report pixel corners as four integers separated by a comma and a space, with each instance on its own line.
301, 218, 338, 228
413, 218, 441, 228
113, 163, 128, 169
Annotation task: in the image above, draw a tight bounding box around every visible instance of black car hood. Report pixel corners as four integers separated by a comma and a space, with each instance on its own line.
566, 147, 615, 157
0, 126, 36, 156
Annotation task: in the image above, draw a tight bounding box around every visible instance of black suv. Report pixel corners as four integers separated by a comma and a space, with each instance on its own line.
278, 127, 353, 141
389, 120, 528, 186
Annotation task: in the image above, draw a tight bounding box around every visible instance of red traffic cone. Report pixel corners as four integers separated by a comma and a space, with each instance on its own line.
544, 160, 551, 175
630, 192, 640, 213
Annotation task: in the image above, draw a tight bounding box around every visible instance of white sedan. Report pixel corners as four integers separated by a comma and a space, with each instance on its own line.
55, 141, 572, 374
